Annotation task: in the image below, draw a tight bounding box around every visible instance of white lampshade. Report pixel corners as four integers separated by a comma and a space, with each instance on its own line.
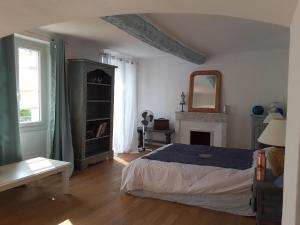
263, 112, 284, 124
258, 119, 286, 147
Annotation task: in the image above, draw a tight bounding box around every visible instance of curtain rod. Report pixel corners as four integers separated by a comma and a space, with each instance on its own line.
99, 52, 138, 64
17, 31, 70, 45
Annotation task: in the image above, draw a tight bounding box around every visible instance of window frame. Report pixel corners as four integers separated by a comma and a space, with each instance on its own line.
14, 34, 50, 131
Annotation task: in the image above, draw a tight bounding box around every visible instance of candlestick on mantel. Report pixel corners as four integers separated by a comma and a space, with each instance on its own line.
180, 91, 186, 112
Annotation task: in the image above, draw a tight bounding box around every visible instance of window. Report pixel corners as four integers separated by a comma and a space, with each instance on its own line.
18, 47, 41, 123
15, 35, 49, 128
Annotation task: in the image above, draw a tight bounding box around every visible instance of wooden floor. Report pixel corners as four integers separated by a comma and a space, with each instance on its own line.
0, 153, 255, 225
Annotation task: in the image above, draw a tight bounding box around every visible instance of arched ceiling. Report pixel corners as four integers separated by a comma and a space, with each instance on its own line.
0, 0, 298, 37
39, 14, 289, 59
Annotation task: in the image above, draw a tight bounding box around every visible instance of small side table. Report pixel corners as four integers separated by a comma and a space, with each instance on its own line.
251, 169, 283, 225
137, 127, 175, 147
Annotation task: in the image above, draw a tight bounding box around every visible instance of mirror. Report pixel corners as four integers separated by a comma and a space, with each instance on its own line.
188, 70, 221, 113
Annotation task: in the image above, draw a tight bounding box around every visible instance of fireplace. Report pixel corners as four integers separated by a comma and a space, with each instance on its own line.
175, 112, 228, 147
190, 131, 211, 146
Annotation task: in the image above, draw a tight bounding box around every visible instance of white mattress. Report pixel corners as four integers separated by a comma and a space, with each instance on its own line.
121, 144, 256, 216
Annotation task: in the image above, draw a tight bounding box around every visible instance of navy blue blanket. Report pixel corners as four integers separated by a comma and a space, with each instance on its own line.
142, 143, 254, 170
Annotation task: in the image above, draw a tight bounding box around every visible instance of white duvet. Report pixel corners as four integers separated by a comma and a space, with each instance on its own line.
121, 144, 256, 195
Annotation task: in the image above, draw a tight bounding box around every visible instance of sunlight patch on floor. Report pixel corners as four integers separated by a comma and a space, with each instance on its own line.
58, 219, 73, 225
114, 156, 130, 166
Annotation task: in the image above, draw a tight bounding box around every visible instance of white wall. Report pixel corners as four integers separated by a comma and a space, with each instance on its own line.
138, 50, 289, 149
20, 129, 48, 159
62, 37, 289, 149
65, 37, 104, 61
282, 1, 300, 224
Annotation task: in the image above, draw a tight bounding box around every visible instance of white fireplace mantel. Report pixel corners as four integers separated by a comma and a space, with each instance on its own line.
175, 112, 228, 147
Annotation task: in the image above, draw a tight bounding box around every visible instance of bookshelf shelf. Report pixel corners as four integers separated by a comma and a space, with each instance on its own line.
86, 135, 110, 142
86, 118, 111, 122
68, 59, 116, 170
87, 82, 112, 87
85, 148, 110, 158
87, 100, 111, 103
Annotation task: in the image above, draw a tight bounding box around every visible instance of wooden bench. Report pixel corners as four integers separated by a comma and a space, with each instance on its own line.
0, 157, 71, 194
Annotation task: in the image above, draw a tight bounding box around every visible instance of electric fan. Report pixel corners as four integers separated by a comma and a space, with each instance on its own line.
139, 110, 154, 151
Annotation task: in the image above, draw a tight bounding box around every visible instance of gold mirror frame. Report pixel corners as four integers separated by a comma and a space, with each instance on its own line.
188, 70, 222, 113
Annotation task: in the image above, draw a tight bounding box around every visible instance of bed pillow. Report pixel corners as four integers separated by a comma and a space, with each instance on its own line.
273, 174, 284, 188
267, 147, 285, 177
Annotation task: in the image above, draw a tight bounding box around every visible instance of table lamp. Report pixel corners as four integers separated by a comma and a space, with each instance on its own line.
258, 119, 286, 176
263, 112, 284, 124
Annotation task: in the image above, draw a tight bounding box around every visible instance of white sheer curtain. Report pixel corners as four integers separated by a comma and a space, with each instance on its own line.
102, 52, 138, 154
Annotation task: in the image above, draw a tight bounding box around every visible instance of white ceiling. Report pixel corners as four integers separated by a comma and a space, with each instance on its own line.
39, 14, 290, 59
144, 14, 289, 56
0, 0, 297, 37
39, 18, 169, 59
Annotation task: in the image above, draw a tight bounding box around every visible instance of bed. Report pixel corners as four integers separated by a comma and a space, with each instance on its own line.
121, 143, 257, 216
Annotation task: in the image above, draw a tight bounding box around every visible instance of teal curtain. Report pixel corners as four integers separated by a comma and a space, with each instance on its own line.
0, 35, 22, 165
50, 39, 74, 174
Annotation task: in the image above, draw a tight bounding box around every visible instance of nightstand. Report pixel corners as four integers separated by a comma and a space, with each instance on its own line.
251, 169, 283, 225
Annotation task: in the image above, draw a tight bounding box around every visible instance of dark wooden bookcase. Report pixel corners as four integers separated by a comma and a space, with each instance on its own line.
67, 59, 116, 170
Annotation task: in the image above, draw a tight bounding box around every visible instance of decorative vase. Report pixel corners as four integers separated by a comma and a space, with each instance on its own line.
267, 102, 284, 116
252, 105, 264, 115
276, 108, 284, 116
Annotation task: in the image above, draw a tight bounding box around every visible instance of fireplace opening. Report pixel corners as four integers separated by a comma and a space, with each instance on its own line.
190, 131, 211, 146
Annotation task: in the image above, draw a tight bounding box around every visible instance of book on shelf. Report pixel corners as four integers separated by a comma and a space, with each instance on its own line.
96, 122, 107, 137
86, 130, 94, 139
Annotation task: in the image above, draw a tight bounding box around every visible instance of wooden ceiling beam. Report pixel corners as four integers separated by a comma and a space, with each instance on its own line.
102, 14, 207, 64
